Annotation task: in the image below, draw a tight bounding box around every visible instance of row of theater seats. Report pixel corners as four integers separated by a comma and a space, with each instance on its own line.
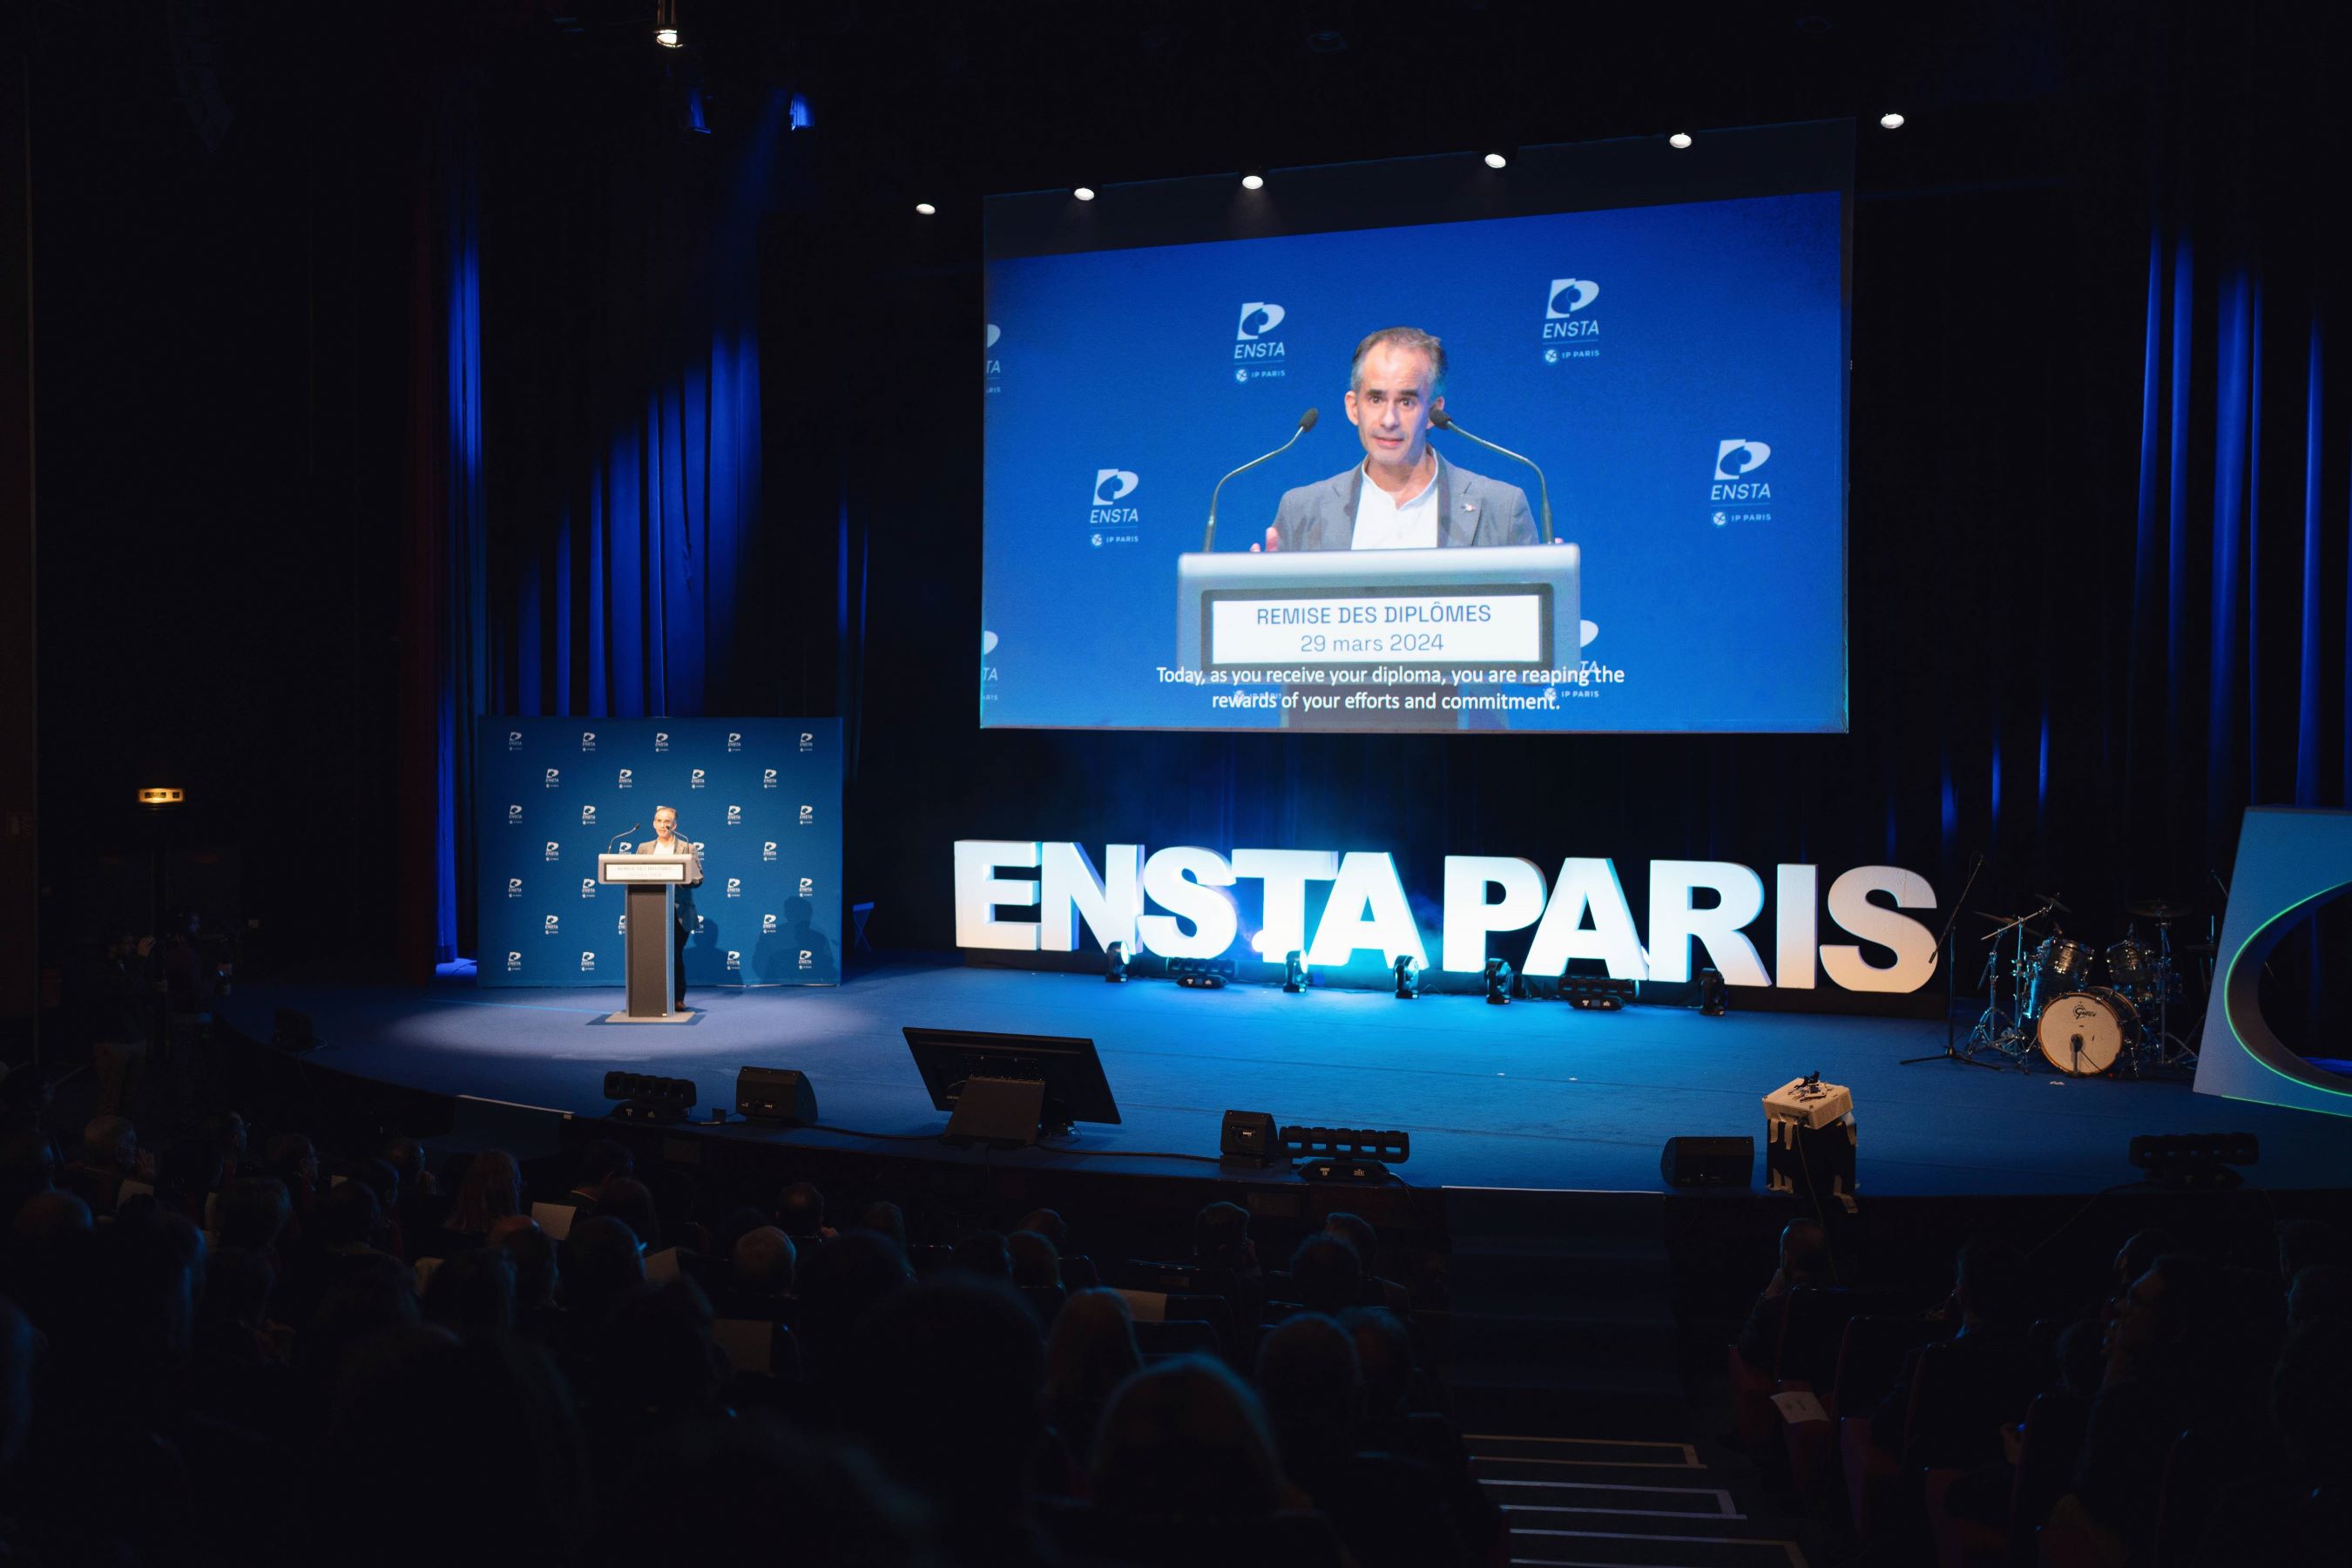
1729, 1285, 2343, 1568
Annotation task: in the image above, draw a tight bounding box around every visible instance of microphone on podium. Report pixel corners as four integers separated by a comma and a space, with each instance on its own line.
1430, 409, 1554, 544
607, 824, 640, 852
1203, 408, 1319, 551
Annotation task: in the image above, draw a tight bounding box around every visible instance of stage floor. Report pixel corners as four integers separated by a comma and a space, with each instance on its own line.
218, 964, 2351, 1198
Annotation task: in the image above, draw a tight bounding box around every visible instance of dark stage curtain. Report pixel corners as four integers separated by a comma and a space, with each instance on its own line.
400, 48, 817, 970
2122, 5, 2352, 889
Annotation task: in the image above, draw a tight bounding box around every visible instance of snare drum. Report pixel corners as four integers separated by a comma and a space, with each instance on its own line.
2035, 987, 2139, 1076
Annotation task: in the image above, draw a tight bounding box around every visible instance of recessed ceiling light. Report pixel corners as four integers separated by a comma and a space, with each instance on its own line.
1669, 132, 1693, 150
1484, 152, 1508, 170
915, 202, 936, 215
1240, 172, 1265, 191
1879, 112, 1906, 130
1073, 186, 1096, 202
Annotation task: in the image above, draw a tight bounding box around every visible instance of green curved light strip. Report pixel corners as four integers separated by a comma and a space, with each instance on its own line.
2222, 878, 2352, 1098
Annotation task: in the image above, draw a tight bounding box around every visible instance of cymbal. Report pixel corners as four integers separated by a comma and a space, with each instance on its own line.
2127, 898, 2195, 921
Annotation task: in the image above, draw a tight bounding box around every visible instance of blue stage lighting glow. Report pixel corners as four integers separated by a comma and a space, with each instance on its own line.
788, 92, 813, 130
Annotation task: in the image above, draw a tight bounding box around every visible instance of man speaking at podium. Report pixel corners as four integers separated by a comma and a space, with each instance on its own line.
635, 805, 704, 1009
1259, 327, 1537, 553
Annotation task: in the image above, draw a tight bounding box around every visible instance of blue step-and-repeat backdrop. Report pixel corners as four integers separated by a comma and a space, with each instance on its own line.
475, 717, 842, 989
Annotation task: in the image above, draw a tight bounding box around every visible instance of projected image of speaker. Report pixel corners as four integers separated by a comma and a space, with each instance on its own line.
902, 1026, 1121, 1148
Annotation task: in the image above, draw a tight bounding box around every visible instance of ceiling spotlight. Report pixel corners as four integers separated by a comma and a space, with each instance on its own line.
1073, 185, 1097, 202
654, 26, 679, 46
914, 201, 936, 215
1879, 112, 1906, 130
1240, 171, 1265, 191
1668, 132, 1693, 150
653, 0, 679, 48
1483, 151, 1508, 170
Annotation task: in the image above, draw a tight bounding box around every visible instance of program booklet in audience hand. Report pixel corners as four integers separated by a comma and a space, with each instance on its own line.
1771, 1390, 1828, 1424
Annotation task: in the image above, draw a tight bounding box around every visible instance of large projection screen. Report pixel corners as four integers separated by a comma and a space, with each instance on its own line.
981, 120, 1850, 734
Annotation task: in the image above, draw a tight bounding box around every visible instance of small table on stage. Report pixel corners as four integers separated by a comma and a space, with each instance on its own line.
597, 852, 695, 1023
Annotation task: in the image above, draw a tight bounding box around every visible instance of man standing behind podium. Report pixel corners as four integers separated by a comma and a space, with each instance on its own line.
635, 805, 704, 1010
1259, 327, 1536, 553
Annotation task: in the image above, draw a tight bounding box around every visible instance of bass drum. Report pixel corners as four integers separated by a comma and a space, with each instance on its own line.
2035, 988, 2139, 1077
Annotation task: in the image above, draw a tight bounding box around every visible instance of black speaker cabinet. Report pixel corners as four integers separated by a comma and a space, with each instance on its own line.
1660, 1134, 1754, 1187
735, 1066, 821, 1125
1220, 1109, 1277, 1164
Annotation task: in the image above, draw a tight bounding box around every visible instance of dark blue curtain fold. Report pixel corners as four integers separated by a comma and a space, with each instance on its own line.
422, 73, 797, 958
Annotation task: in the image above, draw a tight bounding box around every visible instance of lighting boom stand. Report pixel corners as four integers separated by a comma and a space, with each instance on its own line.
1899, 850, 2001, 1069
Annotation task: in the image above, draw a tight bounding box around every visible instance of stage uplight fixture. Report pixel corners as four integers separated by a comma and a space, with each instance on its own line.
1482, 151, 1509, 170
2129, 1132, 2258, 1190
1668, 132, 1693, 150
1392, 955, 1419, 999
1282, 950, 1308, 994
137, 787, 185, 807
1169, 956, 1233, 990
1105, 941, 1129, 983
1072, 185, 1097, 202
604, 1070, 696, 1123
1698, 966, 1727, 1017
1879, 112, 1906, 129
1484, 956, 1514, 1005
1561, 975, 1634, 1010
1240, 171, 1265, 191
915, 201, 936, 216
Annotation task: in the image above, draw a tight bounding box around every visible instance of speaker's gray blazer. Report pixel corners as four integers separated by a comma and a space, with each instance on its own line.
634, 835, 705, 914
1267, 454, 1537, 552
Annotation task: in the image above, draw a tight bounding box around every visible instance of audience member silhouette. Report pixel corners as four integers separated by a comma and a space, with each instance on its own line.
1044, 1287, 1142, 1463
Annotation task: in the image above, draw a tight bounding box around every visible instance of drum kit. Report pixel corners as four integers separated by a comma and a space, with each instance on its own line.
1964, 894, 2210, 1076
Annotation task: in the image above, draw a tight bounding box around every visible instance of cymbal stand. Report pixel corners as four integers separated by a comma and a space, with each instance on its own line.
1973, 900, 2056, 1064
2150, 912, 2202, 1068
1900, 851, 2004, 1069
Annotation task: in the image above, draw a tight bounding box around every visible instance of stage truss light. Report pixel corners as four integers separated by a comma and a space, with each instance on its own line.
1878, 112, 1905, 129
1392, 955, 1419, 999
1668, 132, 1693, 150
1484, 956, 1514, 1005
1105, 941, 1129, 983
1482, 151, 1509, 170
1073, 185, 1097, 202
1282, 950, 1308, 993
915, 201, 936, 215
1240, 171, 1266, 191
